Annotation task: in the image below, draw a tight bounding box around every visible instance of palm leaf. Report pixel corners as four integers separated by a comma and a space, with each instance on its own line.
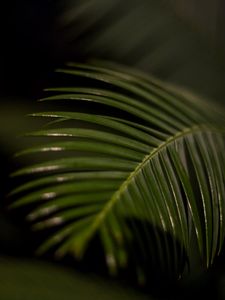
10, 62, 225, 282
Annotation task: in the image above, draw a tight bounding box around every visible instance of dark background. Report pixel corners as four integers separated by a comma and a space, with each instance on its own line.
0, 1, 225, 299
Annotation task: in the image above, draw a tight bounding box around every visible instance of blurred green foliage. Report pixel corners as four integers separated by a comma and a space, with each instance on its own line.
0, 257, 150, 300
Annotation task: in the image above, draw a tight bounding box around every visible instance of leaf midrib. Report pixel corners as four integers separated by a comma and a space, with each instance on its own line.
73, 124, 216, 254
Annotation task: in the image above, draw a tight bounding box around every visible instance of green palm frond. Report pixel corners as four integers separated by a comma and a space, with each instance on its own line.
10, 62, 225, 282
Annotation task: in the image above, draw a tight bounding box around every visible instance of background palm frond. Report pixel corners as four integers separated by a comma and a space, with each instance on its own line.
2, 0, 225, 103
10, 62, 225, 283
56, 0, 225, 104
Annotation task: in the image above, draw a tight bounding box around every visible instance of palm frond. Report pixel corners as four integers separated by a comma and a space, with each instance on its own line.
57, 0, 225, 102
10, 62, 225, 282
